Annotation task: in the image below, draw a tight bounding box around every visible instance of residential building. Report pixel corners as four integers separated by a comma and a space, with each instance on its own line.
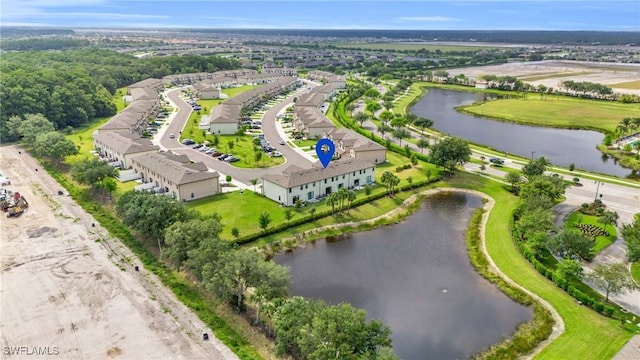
130, 152, 220, 202
193, 81, 221, 99
293, 107, 335, 138
209, 76, 297, 134
262, 159, 375, 206
327, 128, 386, 164
263, 67, 297, 76
127, 78, 163, 93
93, 131, 159, 169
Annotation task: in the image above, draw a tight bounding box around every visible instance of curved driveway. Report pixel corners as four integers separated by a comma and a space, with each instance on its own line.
159, 89, 312, 185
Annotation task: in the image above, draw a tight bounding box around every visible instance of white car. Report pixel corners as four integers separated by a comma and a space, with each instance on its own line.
169, 133, 175, 139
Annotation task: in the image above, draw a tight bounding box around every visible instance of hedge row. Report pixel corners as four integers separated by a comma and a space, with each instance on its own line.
466, 208, 554, 359
235, 177, 437, 245
514, 231, 618, 320
41, 161, 263, 360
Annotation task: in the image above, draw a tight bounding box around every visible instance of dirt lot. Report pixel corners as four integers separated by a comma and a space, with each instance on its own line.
447, 60, 640, 95
0, 145, 237, 360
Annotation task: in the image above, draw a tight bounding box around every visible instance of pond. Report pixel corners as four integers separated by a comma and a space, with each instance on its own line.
410, 88, 633, 178
274, 192, 532, 359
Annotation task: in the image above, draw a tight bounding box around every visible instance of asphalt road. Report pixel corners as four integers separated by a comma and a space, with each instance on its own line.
159, 88, 313, 185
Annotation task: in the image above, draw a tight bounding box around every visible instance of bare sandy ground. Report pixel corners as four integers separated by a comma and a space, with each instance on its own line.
0, 145, 238, 360
447, 60, 640, 95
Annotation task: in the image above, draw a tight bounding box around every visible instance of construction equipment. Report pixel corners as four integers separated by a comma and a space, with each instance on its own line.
6, 206, 24, 217
5, 195, 28, 217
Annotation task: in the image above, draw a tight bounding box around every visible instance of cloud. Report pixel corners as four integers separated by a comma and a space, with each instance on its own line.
397, 16, 461, 22
44, 12, 169, 19
204, 16, 258, 21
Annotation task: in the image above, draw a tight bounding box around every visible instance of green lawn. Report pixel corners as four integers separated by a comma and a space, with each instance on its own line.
632, 262, 640, 285
460, 97, 640, 133
187, 182, 405, 240
442, 173, 633, 360
212, 135, 285, 168
291, 139, 317, 149
181, 85, 258, 143
376, 151, 437, 182
393, 81, 427, 114
66, 87, 128, 163
565, 212, 617, 254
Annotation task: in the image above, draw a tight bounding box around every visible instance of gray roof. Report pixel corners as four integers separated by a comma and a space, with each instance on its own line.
262, 159, 373, 189
328, 128, 386, 152
128, 78, 162, 89
210, 104, 241, 124
297, 92, 325, 107
295, 107, 334, 129
93, 131, 159, 155
131, 152, 219, 185
130, 87, 157, 101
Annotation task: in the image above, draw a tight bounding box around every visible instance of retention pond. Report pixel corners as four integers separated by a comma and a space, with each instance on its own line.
410, 88, 632, 177
274, 192, 532, 359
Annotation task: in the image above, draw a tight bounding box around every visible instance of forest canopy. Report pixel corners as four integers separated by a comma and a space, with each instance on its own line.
0, 49, 240, 141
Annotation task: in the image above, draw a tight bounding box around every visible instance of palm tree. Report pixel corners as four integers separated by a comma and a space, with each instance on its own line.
337, 187, 348, 212
617, 118, 632, 135
326, 193, 338, 214
346, 190, 356, 214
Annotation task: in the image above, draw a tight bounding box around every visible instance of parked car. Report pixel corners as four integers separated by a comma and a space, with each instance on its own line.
192, 144, 204, 149
182, 139, 195, 145
272, 151, 282, 157
210, 151, 223, 157
218, 154, 230, 161
226, 156, 239, 163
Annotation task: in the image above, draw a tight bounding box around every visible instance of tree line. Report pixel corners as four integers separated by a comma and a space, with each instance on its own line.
115, 190, 397, 359
0, 49, 240, 141
509, 158, 637, 314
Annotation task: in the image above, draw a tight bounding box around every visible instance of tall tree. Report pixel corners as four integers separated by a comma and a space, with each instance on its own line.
546, 228, 594, 261
428, 137, 471, 174
164, 215, 223, 269
33, 131, 78, 163
598, 211, 619, 233
413, 117, 434, 135
9, 113, 56, 143
587, 262, 638, 302
504, 171, 522, 193
71, 158, 118, 189
416, 137, 430, 154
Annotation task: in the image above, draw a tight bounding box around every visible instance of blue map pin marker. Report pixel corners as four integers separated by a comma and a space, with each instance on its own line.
315, 138, 335, 168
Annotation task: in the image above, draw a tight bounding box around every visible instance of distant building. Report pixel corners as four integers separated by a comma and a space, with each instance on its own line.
262, 159, 375, 206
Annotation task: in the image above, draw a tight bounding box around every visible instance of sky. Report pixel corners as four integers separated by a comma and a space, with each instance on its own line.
1, 0, 639, 31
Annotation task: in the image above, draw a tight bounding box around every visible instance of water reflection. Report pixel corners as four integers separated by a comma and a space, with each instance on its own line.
274, 193, 532, 359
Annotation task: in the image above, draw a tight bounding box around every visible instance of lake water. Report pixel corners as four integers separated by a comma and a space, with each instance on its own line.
274, 192, 532, 359
410, 88, 633, 178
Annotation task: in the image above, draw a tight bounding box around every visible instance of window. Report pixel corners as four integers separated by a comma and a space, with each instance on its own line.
324, 179, 327, 184
300, 186, 303, 190
305, 185, 308, 189
342, 175, 345, 179
289, 188, 292, 193
338, 183, 343, 189
191, 192, 195, 198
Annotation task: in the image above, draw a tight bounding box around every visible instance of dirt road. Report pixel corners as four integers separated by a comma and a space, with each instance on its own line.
0, 145, 237, 360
